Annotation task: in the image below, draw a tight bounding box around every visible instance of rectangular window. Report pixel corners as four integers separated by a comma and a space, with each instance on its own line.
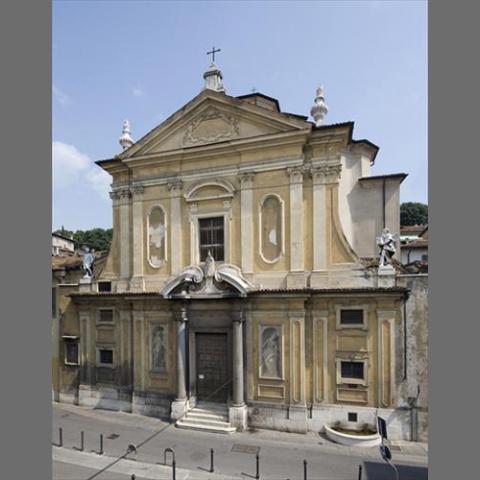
64, 340, 79, 365
98, 309, 114, 324
340, 309, 364, 325
99, 349, 113, 365
421, 254, 428, 262
98, 281, 112, 292
199, 217, 224, 262
341, 361, 364, 380
52, 287, 57, 317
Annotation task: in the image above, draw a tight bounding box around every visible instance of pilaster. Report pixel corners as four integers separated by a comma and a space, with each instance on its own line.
168, 179, 183, 275
130, 185, 145, 291
240, 172, 255, 275
287, 167, 306, 288
377, 309, 396, 408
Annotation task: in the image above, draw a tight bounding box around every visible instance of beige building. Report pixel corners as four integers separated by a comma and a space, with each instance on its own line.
55, 64, 421, 439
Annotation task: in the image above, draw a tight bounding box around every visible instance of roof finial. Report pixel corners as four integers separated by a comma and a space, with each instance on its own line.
119, 119, 134, 151
203, 47, 225, 93
310, 85, 328, 126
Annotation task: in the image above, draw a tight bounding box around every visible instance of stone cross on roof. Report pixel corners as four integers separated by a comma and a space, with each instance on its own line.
206, 46, 221, 63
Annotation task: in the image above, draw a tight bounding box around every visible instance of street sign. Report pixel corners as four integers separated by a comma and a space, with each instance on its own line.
380, 445, 392, 461
377, 417, 388, 440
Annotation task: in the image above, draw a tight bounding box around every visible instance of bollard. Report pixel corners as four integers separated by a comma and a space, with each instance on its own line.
358, 464, 363, 480
59, 427, 63, 447
99, 434, 104, 455
80, 431, 84, 452
303, 459, 307, 480
131, 475, 136, 480
172, 459, 176, 480
255, 452, 260, 480
210, 448, 214, 473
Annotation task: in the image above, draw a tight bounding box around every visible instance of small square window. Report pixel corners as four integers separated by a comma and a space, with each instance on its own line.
340, 309, 364, 325
98, 282, 112, 293
99, 309, 114, 323
421, 254, 428, 262
64, 340, 79, 365
99, 349, 113, 365
341, 361, 364, 380
348, 412, 358, 422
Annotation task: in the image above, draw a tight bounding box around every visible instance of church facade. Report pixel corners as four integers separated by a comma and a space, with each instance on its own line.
57, 63, 414, 439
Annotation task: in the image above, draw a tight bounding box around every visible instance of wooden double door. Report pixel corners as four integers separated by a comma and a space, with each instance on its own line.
195, 332, 229, 403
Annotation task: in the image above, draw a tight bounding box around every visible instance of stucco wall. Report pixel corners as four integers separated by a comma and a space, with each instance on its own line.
395, 274, 428, 442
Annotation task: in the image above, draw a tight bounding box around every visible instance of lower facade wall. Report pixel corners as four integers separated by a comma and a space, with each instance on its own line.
247, 403, 411, 440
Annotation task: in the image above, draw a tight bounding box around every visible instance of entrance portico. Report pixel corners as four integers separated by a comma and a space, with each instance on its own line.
162, 255, 253, 431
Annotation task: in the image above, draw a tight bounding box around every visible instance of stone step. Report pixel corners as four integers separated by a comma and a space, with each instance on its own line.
186, 411, 228, 422
176, 420, 236, 434
180, 417, 232, 429
194, 402, 228, 413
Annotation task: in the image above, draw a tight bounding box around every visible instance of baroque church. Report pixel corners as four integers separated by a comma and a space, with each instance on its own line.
55, 61, 413, 439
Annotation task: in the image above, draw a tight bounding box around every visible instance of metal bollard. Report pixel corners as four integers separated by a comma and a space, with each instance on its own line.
99, 434, 104, 455
80, 431, 84, 451
172, 459, 176, 480
303, 459, 307, 480
255, 452, 260, 480
131, 475, 136, 480
358, 464, 363, 480
59, 427, 63, 447
210, 448, 214, 473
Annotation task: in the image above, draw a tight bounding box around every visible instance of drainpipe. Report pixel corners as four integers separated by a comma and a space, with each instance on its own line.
382, 178, 386, 229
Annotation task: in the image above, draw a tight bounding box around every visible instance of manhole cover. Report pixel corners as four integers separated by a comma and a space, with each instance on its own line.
231, 444, 260, 455
107, 433, 120, 440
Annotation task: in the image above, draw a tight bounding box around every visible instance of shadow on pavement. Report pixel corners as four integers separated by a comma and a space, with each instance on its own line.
363, 461, 428, 479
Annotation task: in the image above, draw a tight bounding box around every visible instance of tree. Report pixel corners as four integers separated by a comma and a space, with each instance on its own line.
400, 202, 428, 226
53, 227, 113, 252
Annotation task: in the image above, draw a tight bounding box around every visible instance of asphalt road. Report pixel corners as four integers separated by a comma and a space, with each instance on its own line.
52, 403, 428, 480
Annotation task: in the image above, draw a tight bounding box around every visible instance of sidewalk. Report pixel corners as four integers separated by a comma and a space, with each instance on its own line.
53, 402, 427, 480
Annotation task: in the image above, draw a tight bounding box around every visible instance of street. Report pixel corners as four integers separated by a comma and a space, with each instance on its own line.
53, 403, 428, 480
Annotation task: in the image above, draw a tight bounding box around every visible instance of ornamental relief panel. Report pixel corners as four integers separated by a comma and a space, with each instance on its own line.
259, 194, 284, 263
147, 206, 167, 268
150, 324, 168, 373
182, 107, 239, 146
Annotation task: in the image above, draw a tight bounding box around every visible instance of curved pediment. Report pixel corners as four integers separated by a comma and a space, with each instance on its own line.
184, 179, 235, 203
161, 254, 255, 299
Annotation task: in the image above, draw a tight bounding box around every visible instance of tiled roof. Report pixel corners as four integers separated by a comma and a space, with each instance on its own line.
401, 239, 428, 249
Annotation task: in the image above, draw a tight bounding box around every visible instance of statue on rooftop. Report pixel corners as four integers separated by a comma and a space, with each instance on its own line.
377, 228, 397, 267
82, 246, 95, 278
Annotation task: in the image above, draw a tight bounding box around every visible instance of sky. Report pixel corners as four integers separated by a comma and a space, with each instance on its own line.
52, 0, 427, 231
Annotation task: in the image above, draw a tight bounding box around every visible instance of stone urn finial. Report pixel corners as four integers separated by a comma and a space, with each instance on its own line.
310, 85, 328, 126
119, 119, 134, 151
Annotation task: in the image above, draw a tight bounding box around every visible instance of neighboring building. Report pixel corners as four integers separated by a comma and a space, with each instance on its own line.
52, 232, 75, 256
55, 63, 427, 440
401, 225, 428, 265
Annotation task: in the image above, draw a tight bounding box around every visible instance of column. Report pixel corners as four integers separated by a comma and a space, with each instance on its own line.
240, 172, 255, 275
78, 310, 93, 406
229, 310, 247, 431
131, 310, 145, 414
171, 306, 188, 420
287, 167, 306, 288
168, 179, 183, 275
130, 185, 145, 291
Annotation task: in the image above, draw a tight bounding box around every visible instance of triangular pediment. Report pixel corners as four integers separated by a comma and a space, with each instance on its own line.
120, 90, 310, 159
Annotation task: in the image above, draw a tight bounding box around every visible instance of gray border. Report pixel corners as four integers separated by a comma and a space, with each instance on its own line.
0, 0, 51, 479
430, 2, 479, 479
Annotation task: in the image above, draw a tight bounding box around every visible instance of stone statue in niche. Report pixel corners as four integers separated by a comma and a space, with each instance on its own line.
376, 228, 397, 267
151, 325, 166, 371
82, 246, 95, 278
261, 327, 281, 378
